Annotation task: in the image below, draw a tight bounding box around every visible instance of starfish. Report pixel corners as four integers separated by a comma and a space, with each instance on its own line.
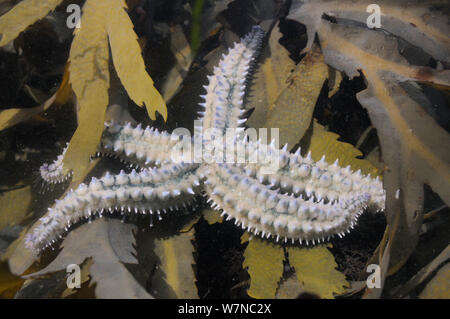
26, 26, 385, 253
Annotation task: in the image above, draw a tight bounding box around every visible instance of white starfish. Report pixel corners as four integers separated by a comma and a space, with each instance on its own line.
27, 26, 385, 253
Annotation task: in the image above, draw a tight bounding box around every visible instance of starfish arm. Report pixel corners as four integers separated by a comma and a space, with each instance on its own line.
98, 121, 183, 168
39, 121, 183, 184
27, 163, 201, 252
243, 141, 386, 211
204, 163, 371, 245
196, 26, 263, 136
39, 143, 71, 184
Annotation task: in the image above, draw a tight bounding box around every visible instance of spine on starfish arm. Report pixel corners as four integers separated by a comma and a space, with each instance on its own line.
196, 25, 264, 137
26, 163, 202, 252
203, 163, 382, 245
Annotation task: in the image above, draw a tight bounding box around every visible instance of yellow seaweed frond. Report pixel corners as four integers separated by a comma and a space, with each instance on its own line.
0, 0, 63, 46
242, 236, 284, 299
64, 0, 110, 182
288, 245, 349, 299
106, 0, 166, 120
248, 26, 328, 148
152, 230, 198, 298
0, 186, 32, 230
